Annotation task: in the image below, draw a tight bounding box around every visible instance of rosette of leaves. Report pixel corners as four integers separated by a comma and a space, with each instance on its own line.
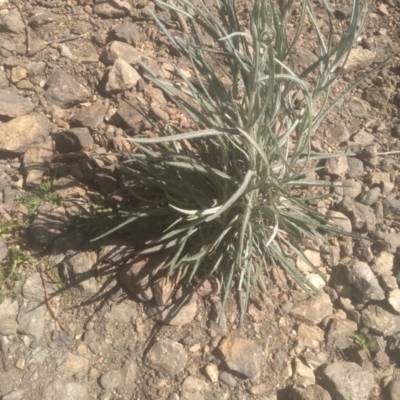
96, 0, 372, 308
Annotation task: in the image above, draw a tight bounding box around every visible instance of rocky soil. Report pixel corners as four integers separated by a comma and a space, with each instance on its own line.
0, 0, 400, 399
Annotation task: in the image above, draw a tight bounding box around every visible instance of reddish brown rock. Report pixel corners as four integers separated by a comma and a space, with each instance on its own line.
218, 336, 264, 378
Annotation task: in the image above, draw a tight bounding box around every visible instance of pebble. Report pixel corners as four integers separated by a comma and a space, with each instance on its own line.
204, 363, 219, 382
359, 187, 381, 206
180, 376, 211, 400
290, 292, 333, 325
362, 305, 400, 337
105, 58, 141, 94
346, 157, 364, 179
293, 359, 316, 386
218, 336, 264, 379
325, 156, 348, 177
219, 371, 237, 387
372, 251, 394, 275
99, 370, 123, 390
344, 260, 385, 302
144, 339, 187, 376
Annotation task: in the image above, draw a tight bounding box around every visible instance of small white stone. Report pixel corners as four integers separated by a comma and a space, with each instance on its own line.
205, 363, 219, 383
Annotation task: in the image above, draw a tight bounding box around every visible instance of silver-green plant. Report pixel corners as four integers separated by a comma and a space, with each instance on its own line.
97, 0, 372, 307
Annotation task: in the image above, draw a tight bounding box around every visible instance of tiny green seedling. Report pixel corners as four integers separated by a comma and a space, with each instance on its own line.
348, 331, 375, 351
15, 179, 60, 214
0, 249, 37, 301
0, 221, 19, 238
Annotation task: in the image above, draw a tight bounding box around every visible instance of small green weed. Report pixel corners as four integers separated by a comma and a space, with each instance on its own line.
0, 221, 20, 238
15, 179, 60, 214
349, 331, 375, 351
0, 248, 36, 301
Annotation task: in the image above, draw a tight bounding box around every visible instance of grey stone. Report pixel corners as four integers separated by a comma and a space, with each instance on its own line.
361, 146, 379, 166
330, 123, 350, 145
361, 305, 400, 337
359, 187, 381, 206
18, 302, 46, 341
219, 371, 237, 387
218, 336, 263, 379
344, 260, 384, 302
144, 339, 187, 376
291, 385, 332, 400
26, 61, 46, 77
45, 70, 91, 107
348, 97, 369, 118
42, 380, 88, 400
0, 114, 52, 154
326, 319, 358, 351
384, 233, 400, 254
338, 197, 376, 232
321, 362, 374, 400
53, 127, 94, 153
71, 102, 108, 129
290, 292, 333, 325
340, 179, 362, 199
60, 251, 99, 295
0, 90, 35, 118
353, 130, 375, 146
115, 99, 143, 128
101, 41, 141, 66
346, 158, 364, 179
382, 198, 400, 218
0, 9, 25, 33
30, 202, 67, 245
113, 22, 140, 46
0, 70, 9, 89
100, 370, 123, 390
105, 58, 141, 94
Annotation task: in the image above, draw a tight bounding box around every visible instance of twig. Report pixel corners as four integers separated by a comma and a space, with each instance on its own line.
0, 335, 7, 371
38, 264, 68, 332
14, 1, 30, 54
45, 33, 88, 46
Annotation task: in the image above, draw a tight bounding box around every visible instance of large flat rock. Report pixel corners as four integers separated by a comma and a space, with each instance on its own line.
0, 114, 52, 153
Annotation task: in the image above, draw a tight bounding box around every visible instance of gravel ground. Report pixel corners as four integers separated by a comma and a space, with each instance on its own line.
0, 0, 400, 399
